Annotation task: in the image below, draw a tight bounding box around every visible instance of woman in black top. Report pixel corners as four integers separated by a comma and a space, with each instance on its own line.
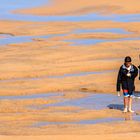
117, 56, 138, 113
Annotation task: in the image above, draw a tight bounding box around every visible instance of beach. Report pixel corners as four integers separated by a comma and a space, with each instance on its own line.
0, 0, 140, 138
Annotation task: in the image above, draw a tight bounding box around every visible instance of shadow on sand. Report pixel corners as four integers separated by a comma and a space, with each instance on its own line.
107, 104, 124, 111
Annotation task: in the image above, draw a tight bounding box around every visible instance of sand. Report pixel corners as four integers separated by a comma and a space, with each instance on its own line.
15, 0, 140, 16
0, 0, 140, 138
1, 21, 140, 36
0, 20, 140, 95
1, 134, 140, 140
6, 134, 140, 140
0, 38, 139, 95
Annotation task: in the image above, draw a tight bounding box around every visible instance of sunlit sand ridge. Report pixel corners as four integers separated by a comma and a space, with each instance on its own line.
0, 0, 140, 138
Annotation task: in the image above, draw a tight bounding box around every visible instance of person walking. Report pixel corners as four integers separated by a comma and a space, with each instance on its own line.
117, 56, 138, 113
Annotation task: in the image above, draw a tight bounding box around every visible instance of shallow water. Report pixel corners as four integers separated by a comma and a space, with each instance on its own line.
0, 30, 135, 46
0, 0, 49, 20
28, 92, 140, 127
0, 90, 139, 125
31, 114, 140, 127
31, 117, 124, 127
74, 28, 131, 34
66, 37, 140, 46
28, 92, 140, 111
48, 70, 116, 79
0, 33, 138, 46
0, 0, 139, 46
0, 92, 62, 100
0, 0, 139, 47
0, 69, 116, 83
1, 5, 140, 22
28, 93, 123, 110
0, 0, 140, 130
0, 34, 61, 46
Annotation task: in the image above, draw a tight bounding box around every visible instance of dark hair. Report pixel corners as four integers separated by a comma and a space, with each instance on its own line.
124, 56, 132, 62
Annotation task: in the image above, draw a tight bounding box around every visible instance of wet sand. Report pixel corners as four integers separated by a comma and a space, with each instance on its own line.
0, 0, 140, 138
0, 91, 140, 135
15, 0, 140, 16
1, 134, 140, 140
1, 20, 140, 36
0, 19, 140, 137
0, 37, 139, 95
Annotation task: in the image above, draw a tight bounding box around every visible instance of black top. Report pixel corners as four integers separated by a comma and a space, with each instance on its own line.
138, 65, 140, 80
116, 64, 138, 93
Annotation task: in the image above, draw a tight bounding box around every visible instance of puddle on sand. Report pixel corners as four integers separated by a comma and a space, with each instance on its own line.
0, 0, 140, 22
74, 28, 131, 34
1, 32, 137, 47
0, 92, 63, 100
28, 92, 140, 111
0, 0, 49, 20
0, 0, 139, 48
65, 37, 140, 46
48, 70, 116, 79
0, 0, 140, 129
31, 117, 124, 128
0, 69, 116, 83
31, 114, 140, 128
0, 34, 61, 46
28, 93, 123, 110
29, 92, 140, 127
0, 1, 139, 46
1, 9, 140, 22
0, 90, 139, 126
0, 27, 135, 46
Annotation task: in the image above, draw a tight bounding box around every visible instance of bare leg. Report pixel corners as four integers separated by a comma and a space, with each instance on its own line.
123, 97, 128, 112
128, 97, 134, 113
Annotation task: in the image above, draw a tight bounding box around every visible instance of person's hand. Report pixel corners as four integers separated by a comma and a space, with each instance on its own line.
117, 91, 121, 97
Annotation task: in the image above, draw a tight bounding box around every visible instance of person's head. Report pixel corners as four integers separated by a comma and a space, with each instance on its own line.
124, 56, 132, 67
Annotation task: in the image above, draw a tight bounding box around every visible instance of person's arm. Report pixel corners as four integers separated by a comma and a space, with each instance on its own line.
116, 67, 122, 95
131, 65, 138, 79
